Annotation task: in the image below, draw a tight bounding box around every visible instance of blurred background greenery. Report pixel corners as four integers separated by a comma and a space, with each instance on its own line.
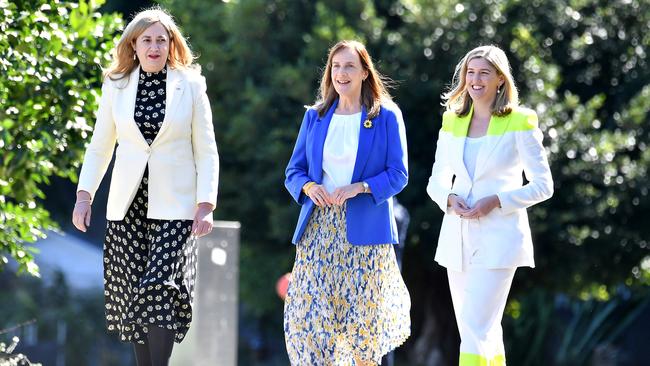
1, 0, 648, 365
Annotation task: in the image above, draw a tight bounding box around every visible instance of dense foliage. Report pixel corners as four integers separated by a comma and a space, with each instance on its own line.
0, 0, 122, 275
1, 0, 647, 364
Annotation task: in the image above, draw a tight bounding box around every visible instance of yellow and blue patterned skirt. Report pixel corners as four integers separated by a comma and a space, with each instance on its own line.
284, 204, 411, 365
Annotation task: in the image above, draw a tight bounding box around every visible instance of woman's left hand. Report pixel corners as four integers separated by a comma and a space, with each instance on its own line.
192, 202, 214, 238
331, 183, 364, 206
461, 195, 501, 219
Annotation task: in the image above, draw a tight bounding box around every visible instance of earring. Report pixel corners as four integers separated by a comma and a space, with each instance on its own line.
133, 53, 136, 61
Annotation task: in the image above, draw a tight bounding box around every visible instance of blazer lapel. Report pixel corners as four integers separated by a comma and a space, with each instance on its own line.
152, 67, 185, 145
452, 107, 472, 182
118, 67, 149, 147
310, 99, 338, 183
473, 113, 511, 179
351, 106, 375, 183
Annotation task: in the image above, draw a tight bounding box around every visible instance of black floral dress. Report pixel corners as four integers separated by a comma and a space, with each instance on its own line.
103, 67, 198, 344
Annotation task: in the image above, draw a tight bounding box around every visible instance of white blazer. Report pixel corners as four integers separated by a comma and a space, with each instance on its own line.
77, 66, 219, 221
427, 106, 553, 271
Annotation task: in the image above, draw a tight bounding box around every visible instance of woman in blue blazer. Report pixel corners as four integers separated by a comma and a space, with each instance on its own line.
284, 40, 411, 365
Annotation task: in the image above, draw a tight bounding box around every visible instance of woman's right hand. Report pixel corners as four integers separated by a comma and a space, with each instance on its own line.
72, 191, 92, 232
448, 194, 470, 216
305, 184, 333, 207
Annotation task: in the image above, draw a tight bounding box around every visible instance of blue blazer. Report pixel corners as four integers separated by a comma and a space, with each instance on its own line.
285, 99, 408, 245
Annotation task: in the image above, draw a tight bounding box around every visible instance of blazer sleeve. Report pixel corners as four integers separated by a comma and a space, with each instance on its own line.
426, 112, 455, 213
496, 111, 554, 214
364, 105, 408, 205
191, 74, 220, 206
77, 80, 117, 199
285, 109, 313, 205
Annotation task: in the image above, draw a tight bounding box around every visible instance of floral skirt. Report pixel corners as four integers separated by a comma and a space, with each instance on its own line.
284, 204, 411, 365
103, 170, 197, 344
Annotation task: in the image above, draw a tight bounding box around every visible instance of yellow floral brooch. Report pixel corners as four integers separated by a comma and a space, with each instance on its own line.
363, 119, 373, 129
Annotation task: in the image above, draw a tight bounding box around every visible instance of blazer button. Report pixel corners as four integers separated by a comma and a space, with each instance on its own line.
145, 147, 151, 153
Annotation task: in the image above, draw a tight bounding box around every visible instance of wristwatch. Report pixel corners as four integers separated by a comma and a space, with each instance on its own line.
362, 181, 369, 193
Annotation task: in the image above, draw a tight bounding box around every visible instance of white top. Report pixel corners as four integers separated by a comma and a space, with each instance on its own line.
463, 136, 486, 205
322, 112, 362, 193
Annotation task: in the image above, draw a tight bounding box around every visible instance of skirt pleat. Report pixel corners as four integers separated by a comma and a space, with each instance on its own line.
103, 170, 197, 344
284, 204, 411, 365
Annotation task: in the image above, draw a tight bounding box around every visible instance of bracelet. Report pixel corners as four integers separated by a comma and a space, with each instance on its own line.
75, 199, 92, 205
302, 182, 316, 194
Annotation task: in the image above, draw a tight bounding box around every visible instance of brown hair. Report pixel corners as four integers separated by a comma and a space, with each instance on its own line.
104, 7, 197, 82
313, 40, 392, 119
442, 45, 519, 117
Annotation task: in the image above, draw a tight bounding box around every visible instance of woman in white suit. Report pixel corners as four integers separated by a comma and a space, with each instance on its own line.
71, 8, 219, 366
427, 45, 553, 366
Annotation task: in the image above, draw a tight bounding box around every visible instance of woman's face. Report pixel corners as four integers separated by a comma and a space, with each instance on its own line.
465, 57, 504, 104
331, 47, 368, 100
133, 22, 170, 73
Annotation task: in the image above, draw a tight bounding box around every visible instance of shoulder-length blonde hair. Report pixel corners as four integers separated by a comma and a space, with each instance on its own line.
104, 7, 197, 81
313, 40, 392, 119
442, 45, 518, 117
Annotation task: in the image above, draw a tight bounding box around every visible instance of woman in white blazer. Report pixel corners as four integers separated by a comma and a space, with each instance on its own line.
71, 8, 219, 366
427, 45, 553, 366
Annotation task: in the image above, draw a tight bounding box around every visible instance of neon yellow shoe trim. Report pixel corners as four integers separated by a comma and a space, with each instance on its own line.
492, 354, 506, 366
459, 353, 489, 366
458, 353, 506, 366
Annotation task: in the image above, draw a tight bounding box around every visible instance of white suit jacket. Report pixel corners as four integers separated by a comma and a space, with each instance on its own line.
427, 106, 553, 271
77, 66, 219, 220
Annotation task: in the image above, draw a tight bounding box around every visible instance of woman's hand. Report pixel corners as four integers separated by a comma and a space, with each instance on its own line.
331, 183, 364, 206
461, 195, 501, 219
192, 202, 214, 238
448, 194, 470, 216
72, 191, 92, 232
305, 184, 333, 207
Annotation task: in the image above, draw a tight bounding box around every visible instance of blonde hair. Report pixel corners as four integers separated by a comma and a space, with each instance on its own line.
442, 45, 518, 117
313, 40, 392, 119
104, 7, 197, 81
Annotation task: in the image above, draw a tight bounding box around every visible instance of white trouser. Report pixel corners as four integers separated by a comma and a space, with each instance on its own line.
447, 220, 516, 365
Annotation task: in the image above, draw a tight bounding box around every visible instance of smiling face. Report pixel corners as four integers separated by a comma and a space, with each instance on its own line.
133, 22, 170, 73
465, 57, 504, 105
330, 47, 368, 100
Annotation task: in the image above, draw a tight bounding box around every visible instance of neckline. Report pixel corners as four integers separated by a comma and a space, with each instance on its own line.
141, 65, 167, 77
333, 112, 362, 117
